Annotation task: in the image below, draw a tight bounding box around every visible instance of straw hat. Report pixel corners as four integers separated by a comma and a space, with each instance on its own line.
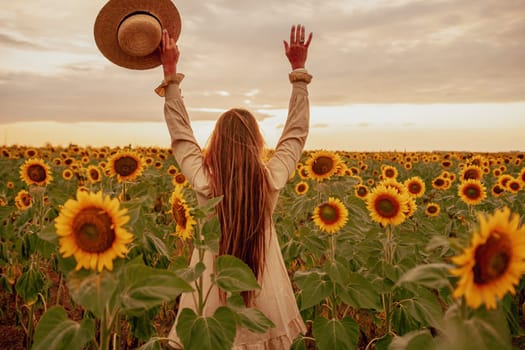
94, 0, 181, 70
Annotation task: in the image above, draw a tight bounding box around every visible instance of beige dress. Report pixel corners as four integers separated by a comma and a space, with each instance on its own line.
159, 70, 311, 349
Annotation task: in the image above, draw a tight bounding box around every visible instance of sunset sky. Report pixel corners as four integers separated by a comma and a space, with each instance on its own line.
1, 0, 524, 151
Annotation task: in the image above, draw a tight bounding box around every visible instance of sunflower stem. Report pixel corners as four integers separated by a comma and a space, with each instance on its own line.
55, 271, 63, 306
99, 308, 109, 350
382, 224, 396, 335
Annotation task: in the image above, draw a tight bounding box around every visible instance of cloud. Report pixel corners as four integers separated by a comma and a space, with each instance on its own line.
0, 0, 524, 125
0, 32, 49, 50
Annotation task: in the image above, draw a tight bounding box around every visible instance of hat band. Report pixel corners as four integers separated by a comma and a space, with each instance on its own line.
117, 11, 162, 57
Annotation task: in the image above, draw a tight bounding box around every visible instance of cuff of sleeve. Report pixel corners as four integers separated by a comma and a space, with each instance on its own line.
289, 70, 312, 84
154, 73, 185, 97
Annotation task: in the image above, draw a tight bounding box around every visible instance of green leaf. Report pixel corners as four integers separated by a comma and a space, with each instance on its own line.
312, 316, 359, 350
389, 329, 436, 350
295, 270, 333, 310
227, 295, 275, 333
403, 290, 443, 327
15, 267, 45, 304
119, 264, 193, 316
145, 232, 170, 258
176, 306, 237, 350
175, 261, 206, 283
396, 263, 453, 290
37, 221, 58, 244
290, 336, 308, 350
67, 269, 119, 318
437, 303, 512, 350
31, 306, 95, 350
215, 255, 260, 293
326, 260, 351, 286
338, 272, 382, 310
201, 216, 221, 254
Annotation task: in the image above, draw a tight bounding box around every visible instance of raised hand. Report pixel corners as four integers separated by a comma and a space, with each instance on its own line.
283, 24, 313, 70
159, 29, 179, 77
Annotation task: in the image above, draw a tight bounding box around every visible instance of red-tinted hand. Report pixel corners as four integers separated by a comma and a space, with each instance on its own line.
159, 29, 179, 77
283, 24, 313, 70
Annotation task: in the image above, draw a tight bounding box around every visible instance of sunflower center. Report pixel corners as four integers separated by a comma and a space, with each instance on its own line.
357, 187, 368, 197
427, 205, 438, 214
89, 169, 100, 181
385, 169, 395, 178
172, 199, 188, 228
297, 184, 306, 193
463, 169, 479, 180
28, 164, 47, 182
408, 182, 421, 194
312, 156, 334, 176
375, 195, 399, 218
175, 173, 186, 184
434, 178, 445, 187
493, 185, 504, 195
319, 203, 339, 224
464, 185, 481, 199
114, 156, 138, 177
473, 232, 511, 285
21, 194, 31, 207
509, 182, 520, 191
72, 207, 116, 253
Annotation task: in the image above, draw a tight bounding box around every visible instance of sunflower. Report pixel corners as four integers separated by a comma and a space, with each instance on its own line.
169, 187, 196, 240
450, 207, 525, 309
167, 165, 178, 176
366, 184, 409, 226
381, 179, 408, 196
298, 166, 309, 180
7, 181, 15, 189
19, 158, 53, 186
55, 190, 133, 272
15, 190, 32, 210
404, 176, 426, 198
86, 165, 102, 184
491, 184, 505, 197
498, 174, 513, 189
108, 150, 144, 182
381, 165, 398, 179
312, 197, 349, 234
425, 202, 441, 217
294, 181, 309, 196
172, 172, 188, 187
0, 197, 7, 207
24, 148, 38, 158
432, 176, 449, 190
507, 179, 522, 194
460, 165, 483, 181
306, 150, 342, 181
458, 179, 487, 206
62, 169, 74, 181
354, 184, 369, 199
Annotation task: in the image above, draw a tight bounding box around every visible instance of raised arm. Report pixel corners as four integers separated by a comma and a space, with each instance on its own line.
157, 29, 208, 194
267, 24, 313, 190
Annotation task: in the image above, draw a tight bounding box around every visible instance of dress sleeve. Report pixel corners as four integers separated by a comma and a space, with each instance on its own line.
266, 70, 312, 190
159, 75, 210, 195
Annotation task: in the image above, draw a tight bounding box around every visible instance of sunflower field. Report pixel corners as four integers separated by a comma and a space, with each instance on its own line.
1, 144, 525, 350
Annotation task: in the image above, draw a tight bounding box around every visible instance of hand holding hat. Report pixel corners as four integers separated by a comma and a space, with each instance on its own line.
94, 0, 181, 70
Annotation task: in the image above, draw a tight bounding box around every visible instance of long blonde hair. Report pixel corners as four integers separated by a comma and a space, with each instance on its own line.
204, 108, 271, 306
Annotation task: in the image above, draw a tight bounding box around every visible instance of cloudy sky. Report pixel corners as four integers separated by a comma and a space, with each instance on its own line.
1, 0, 524, 151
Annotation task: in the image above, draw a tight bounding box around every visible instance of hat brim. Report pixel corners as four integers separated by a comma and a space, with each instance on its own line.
94, 0, 181, 70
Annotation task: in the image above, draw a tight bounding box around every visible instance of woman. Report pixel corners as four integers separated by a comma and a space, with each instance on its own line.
157, 24, 313, 349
